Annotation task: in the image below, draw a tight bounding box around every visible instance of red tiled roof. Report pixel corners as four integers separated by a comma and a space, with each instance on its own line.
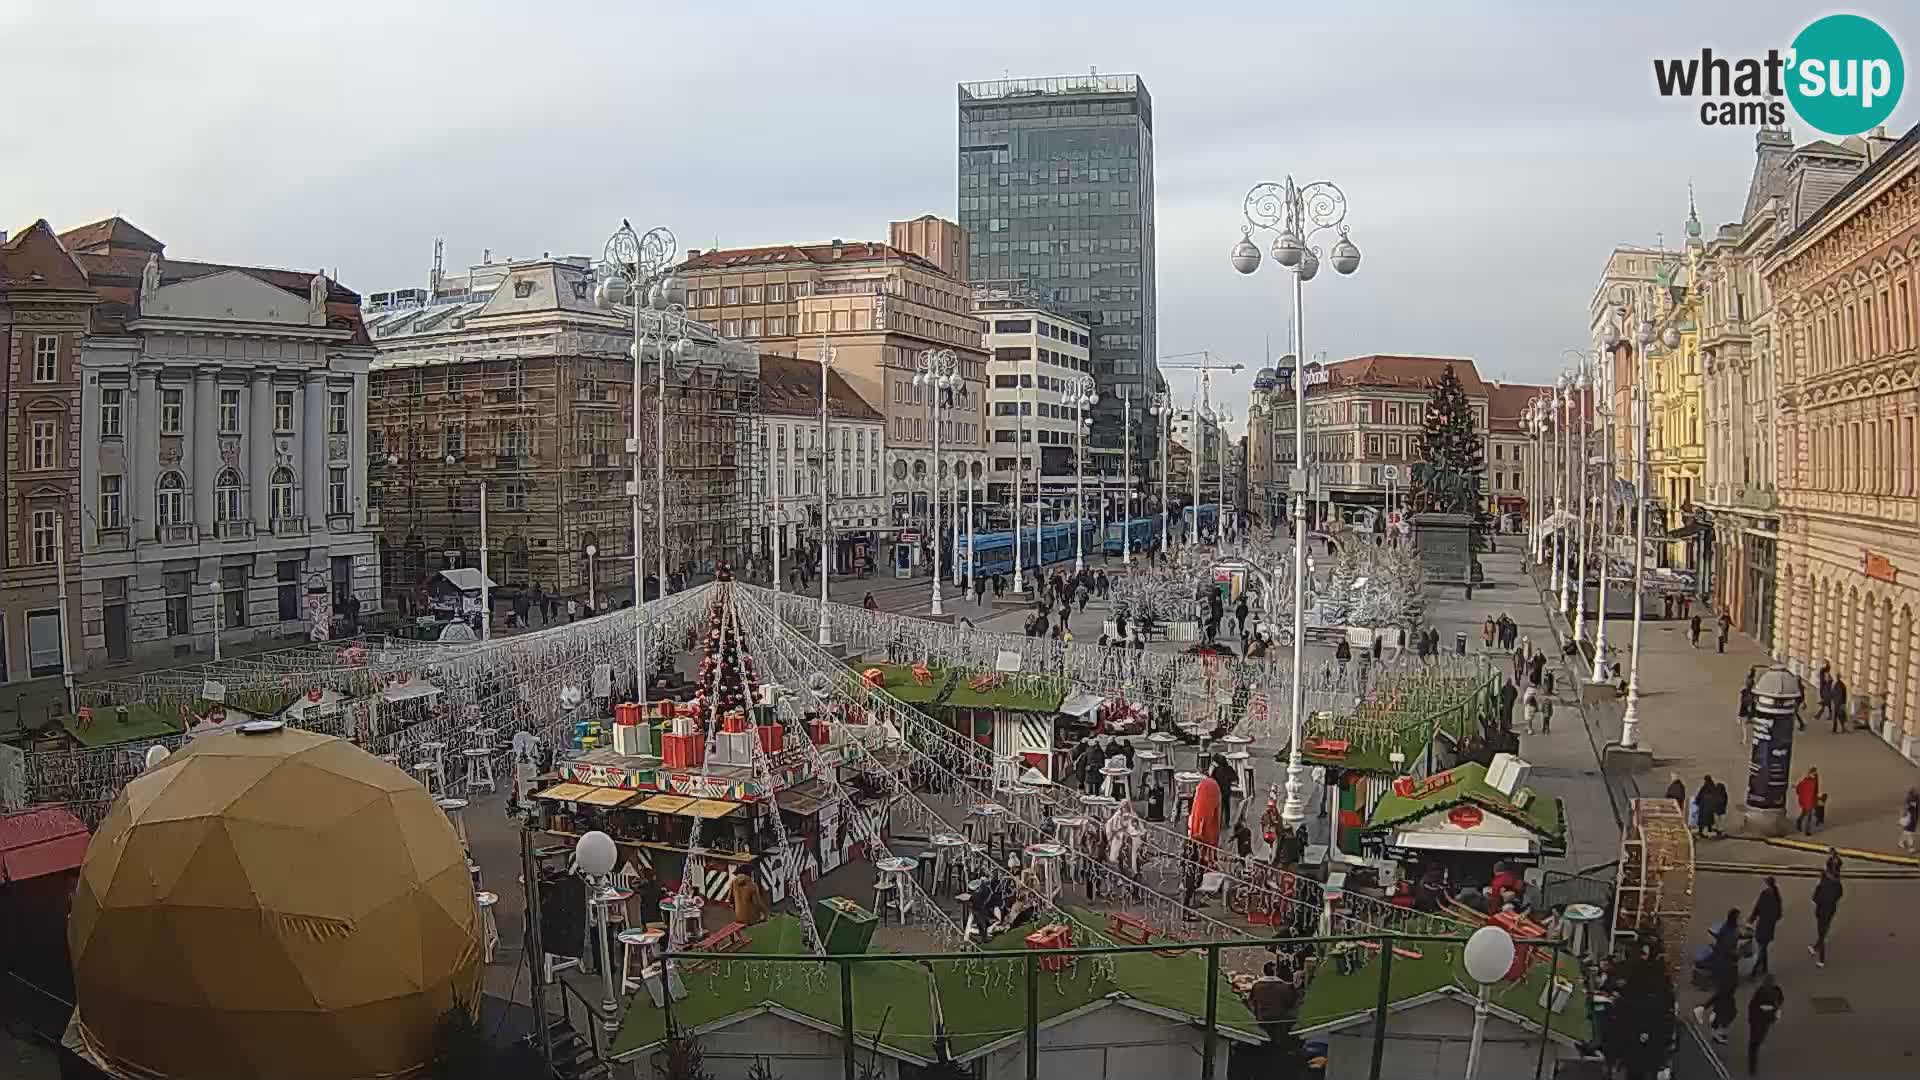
1314, 354, 1489, 396
57, 216, 165, 255
0, 805, 90, 883
0, 220, 92, 291
682, 240, 943, 276
759, 353, 883, 421
71, 247, 369, 345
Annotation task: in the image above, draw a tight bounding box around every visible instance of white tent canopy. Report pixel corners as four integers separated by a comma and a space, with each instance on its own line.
436, 568, 498, 594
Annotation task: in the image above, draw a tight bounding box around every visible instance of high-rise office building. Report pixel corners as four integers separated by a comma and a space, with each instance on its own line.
957, 73, 1157, 475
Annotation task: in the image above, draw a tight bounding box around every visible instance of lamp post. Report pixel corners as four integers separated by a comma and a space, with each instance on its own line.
1189, 392, 1206, 546
1463, 925, 1518, 1080
1556, 372, 1573, 616
964, 460, 979, 596
816, 338, 834, 646
1565, 356, 1590, 644
1150, 390, 1172, 558
1215, 406, 1235, 549
1121, 394, 1134, 565
1590, 323, 1620, 682
950, 457, 964, 589
1621, 308, 1656, 750
585, 544, 598, 612
1071, 374, 1098, 570
1527, 399, 1548, 567
572, 830, 623, 1036
209, 578, 223, 663
914, 349, 961, 616
1234, 174, 1362, 826
597, 220, 684, 709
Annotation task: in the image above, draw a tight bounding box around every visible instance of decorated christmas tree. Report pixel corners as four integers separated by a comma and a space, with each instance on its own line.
689, 596, 758, 725
1408, 364, 1484, 515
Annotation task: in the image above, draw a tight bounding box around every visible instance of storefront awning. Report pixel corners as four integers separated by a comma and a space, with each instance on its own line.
635, 794, 696, 814
1388, 830, 1535, 855
634, 793, 740, 819
573, 786, 643, 808
532, 782, 597, 802
1059, 693, 1106, 719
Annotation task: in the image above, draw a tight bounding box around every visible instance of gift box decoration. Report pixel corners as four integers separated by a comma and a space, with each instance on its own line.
614, 702, 642, 727
719, 730, 758, 766
755, 724, 784, 755
613, 720, 652, 757
671, 714, 698, 738
722, 710, 748, 734
807, 719, 831, 746
1025, 923, 1073, 972
661, 732, 704, 770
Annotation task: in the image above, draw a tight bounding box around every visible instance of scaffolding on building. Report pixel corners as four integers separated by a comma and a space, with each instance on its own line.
366, 300, 761, 610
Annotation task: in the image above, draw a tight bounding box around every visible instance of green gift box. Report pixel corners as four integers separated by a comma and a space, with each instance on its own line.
814, 896, 878, 956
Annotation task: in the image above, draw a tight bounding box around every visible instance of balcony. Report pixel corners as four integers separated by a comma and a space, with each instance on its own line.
158, 522, 198, 546
94, 525, 129, 552
216, 519, 254, 541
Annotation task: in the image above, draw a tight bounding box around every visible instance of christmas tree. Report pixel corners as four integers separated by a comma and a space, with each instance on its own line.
690, 594, 758, 725
1409, 364, 1484, 515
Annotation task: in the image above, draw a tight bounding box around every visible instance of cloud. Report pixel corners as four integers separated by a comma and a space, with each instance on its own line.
3, 0, 1911, 408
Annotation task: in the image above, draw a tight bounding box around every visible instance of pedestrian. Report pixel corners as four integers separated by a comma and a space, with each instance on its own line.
1522, 685, 1538, 735
993, 573, 1005, 598
1528, 651, 1546, 687
1688, 613, 1702, 648
1747, 975, 1783, 1075
1483, 617, 1496, 650
1793, 768, 1819, 835
974, 575, 986, 604
1748, 876, 1781, 978
566, 597, 578, 623
1809, 866, 1842, 968
1830, 675, 1849, 733
1665, 773, 1687, 810
1816, 662, 1833, 727
1538, 692, 1554, 734
1511, 646, 1526, 686
1717, 612, 1731, 653
1694, 775, 1721, 838
1901, 788, 1920, 853
1499, 678, 1519, 731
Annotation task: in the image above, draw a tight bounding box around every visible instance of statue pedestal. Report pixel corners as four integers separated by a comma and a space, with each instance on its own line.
1410, 513, 1478, 585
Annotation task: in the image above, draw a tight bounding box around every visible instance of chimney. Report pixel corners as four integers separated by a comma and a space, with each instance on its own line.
830, 239, 844, 259
482, 248, 491, 264
686, 249, 701, 259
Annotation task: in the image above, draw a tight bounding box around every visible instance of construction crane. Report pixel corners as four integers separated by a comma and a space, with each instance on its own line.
1155, 351, 1246, 543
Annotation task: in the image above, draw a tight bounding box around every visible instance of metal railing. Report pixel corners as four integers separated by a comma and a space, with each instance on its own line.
637, 930, 1575, 1080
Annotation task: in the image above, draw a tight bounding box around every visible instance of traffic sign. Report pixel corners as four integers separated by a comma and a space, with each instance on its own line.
1383, 465, 1401, 483
899, 530, 921, 544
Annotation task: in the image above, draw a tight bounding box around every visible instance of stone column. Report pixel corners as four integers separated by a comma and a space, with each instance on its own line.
347, 372, 367, 531
136, 368, 159, 532
192, 368, 217, 533
303, 370, 327, 529
249, 370, 273, 526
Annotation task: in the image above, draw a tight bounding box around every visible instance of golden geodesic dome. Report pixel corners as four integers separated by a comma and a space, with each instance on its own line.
69, 724, 482, 1080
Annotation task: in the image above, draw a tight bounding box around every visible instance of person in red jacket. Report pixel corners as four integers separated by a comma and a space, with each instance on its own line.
1794, 768, 1820, 835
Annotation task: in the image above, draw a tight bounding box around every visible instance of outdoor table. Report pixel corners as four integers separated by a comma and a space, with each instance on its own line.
874, 857, 920, 923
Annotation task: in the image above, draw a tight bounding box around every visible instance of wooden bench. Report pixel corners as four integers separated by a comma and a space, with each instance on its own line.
1107, 911, 1155, 946
686, 922, 752, 970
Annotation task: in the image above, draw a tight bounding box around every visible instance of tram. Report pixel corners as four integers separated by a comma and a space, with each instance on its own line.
1101, 516, 1163, 555
958, 519, 1101, 578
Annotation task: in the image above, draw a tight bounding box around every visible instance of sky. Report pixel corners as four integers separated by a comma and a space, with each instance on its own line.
5, 1, 1915, 429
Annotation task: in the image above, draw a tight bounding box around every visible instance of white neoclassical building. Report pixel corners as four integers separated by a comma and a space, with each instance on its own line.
64, 219, 378, 669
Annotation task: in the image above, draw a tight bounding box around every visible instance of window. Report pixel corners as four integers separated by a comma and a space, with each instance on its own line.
214, 469, 244, 524
505, 481, 528, 509
746, 318, 762, 336
100, 388, 124, 437
745, 286, 762, 303
270, 467, 296, 522
157, 471, 186, 526
99, 475, 124, 529
165, 570, 191, 637
277, 560, 302, 621
444, 422, 465, 457
700, 288, 717, 306
161, 389, 183, 433
221, 564, 247, 628
275, 389, 296, 432
721, 320, 739, 337
329, 391, 349, 434
26, 610, 63, 678
767, 284, 786, 303
769, 316, 786, 335
328, 467, 349, 515
219, 388, 241, 433
722, 287, 740, 305
447, 371, 464, 394
29, 509, 57, 565
29, 418, 57, 470
32, 335, 58, 383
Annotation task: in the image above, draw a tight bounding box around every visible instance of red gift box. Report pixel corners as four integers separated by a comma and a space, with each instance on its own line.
723, 710, 748, 734
662, 732, 705, 770
1024, 923, 1073, 972
615, 702, 641, 727
807, 719, 831, 746
755, 724, 784, 754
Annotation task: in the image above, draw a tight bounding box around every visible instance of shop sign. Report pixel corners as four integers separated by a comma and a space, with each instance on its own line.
1447, 805, 1485, 829
1862, 549, 1899, 585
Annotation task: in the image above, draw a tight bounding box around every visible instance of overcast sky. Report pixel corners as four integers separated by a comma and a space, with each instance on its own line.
6, 1, 1914, 421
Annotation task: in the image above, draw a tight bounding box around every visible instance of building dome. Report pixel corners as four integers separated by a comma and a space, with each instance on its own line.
1252, 367, 1278, 390
69, 724, 481, 1080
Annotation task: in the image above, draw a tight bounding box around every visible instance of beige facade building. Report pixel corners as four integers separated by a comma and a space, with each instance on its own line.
678, 224, 988, 532
1591, 245, 1670, 478
976, 298, 1093, 513
1768, 122, 1920, 761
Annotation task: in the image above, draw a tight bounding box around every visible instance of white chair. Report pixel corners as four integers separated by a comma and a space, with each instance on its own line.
462, 748, 496, 794
475, 891, 500, 963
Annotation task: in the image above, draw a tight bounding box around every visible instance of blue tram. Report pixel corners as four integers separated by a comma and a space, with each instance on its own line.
1102, 516, 1164, 555
957, 519, 1100, 578
1180, 503, 1220, 537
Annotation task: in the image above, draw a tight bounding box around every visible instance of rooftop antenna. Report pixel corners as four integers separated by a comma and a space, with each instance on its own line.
430, 238, 444, 298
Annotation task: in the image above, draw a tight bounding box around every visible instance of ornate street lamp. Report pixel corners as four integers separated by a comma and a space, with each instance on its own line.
1149, 390, 1173, 557
1070, 374, 1098, 570
1234, 174, 1361, 826
914, 349, 961, 616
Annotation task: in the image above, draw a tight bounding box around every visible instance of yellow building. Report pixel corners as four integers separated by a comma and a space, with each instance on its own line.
1645, 206, 1708, 570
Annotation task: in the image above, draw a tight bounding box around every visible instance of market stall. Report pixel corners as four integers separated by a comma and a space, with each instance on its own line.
1360, 757, 1566, 878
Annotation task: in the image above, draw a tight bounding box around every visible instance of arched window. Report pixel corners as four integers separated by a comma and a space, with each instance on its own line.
270, 467, 296, 522
157, 471, 186, 526
214, 468, 243, 523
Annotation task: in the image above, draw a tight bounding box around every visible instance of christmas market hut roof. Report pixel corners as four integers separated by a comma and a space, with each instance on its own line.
1294, 936, 1590, 1046
1364, 761, 1565, 844
850, 663, 1068, 713
610, 910, 1262, 1062
60, 705, 184, 748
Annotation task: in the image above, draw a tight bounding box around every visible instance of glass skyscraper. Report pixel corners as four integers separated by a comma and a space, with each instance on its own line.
957, 74, 1157, 470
